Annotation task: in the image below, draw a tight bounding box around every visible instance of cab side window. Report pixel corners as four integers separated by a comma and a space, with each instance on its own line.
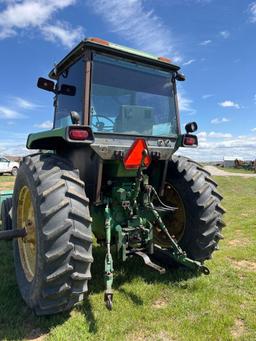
54, 58, 85, 128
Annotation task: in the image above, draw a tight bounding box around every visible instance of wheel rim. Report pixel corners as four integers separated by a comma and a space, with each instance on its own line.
154, 182, 186, 247
17, 186, 36, 282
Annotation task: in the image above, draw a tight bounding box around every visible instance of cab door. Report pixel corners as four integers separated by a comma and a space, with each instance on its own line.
54, 57, 85, 128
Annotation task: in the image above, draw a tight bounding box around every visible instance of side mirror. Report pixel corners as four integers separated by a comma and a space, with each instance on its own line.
37, 77, 55, 92
175, 72, 186, 81
185, 121, 198, 133
59, 84, 76, 96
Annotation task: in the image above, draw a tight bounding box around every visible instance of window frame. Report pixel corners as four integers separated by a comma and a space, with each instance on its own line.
53, 53, 91, 128
89, 51, 180, 138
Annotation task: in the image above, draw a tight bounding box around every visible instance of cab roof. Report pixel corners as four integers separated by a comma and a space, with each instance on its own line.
49, 37, 180, 79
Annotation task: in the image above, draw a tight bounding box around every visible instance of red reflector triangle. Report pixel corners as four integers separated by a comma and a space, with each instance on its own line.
123, 139, 151, 169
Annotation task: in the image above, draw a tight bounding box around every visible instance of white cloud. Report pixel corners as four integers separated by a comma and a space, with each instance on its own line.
197, 131, 207, 141
209, 131, 232, 139
0, 106, 25, 119
0, 130, 31, 155
254, 94, 256, 103
183, 59, 196, 66
0, 26, 16, 39
0, 0, 82, 47
197, 131, 207, 138
0, 142, 28, 155
220, 30, 230, 39
219, 100, 240, 109
12, 97, 42, 110
0, 0, 75, 29
42, 21, 84, 48
251, 128, 256, 132
199, 39, 212, 46
178, 89, 196, 115
248, 2, 256, 23
177, 135, 256, 161
89, 0, 181, 62
210, 117, 230, 124
202, 94, 214, 99
34, 120, 52, 129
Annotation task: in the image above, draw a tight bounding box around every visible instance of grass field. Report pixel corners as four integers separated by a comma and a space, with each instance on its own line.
0, 175, 255, 341
0, 176, 15, 191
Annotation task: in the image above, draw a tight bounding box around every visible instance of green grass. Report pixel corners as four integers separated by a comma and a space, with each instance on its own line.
0, 176, 15, 191
0, 175, 14, 183
0, 177, 256, 340
217, 166, 256, 174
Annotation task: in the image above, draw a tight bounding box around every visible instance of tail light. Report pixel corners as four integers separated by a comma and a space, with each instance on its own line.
69, 129, 89, 140
124, 139, 151, 169
68, 126, 94, 142
183, 135, 198, 147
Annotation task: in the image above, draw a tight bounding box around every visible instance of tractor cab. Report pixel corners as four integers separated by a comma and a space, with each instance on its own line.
36, 38, 197, 158
48, 38, 180, 134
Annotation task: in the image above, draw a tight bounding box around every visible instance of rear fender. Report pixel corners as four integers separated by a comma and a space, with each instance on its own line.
26, 125, 94, 150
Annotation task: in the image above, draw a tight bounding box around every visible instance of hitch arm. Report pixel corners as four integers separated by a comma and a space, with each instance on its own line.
0, 228, 27, 241
149, 203, 210, 275
104, 202, 114, 309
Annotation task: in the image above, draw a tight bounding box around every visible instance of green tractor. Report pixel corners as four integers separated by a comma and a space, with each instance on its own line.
0, 37, 225, 314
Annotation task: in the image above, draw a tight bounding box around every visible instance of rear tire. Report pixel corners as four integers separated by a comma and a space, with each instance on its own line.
156, 155, 225, 262
1, 197, 12, 230
12, 154, 93, 315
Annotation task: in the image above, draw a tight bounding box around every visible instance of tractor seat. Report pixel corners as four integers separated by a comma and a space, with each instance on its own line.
114, 105, 154, 135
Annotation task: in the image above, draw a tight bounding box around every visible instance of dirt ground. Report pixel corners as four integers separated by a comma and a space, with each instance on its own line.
204, 165, 256, 178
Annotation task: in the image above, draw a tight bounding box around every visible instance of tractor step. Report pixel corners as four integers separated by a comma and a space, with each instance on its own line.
135, 251, 166, 274
0, 228, 27, 241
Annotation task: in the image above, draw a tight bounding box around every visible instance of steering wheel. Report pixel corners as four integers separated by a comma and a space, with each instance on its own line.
92, 114, 115, 131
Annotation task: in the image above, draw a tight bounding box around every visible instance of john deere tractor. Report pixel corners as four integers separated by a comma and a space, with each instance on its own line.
0, 37, 225, 314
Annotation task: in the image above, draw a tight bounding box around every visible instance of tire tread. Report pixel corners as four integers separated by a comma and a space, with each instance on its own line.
13, 153, 93, 316
169, 155, 225, 261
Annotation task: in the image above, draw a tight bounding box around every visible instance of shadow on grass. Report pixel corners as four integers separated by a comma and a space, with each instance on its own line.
0, 242, 200, 340
89, 245, 199, 293
0, 241, 71, 340
76, 245, 200, 334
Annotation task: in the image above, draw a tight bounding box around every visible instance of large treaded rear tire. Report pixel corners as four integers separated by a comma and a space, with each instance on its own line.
1, 197, 12, 231
13, 154, 93, 315
165, 155, 225, 262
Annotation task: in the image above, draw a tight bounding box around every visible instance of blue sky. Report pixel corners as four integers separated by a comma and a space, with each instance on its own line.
0, 0, 255, 161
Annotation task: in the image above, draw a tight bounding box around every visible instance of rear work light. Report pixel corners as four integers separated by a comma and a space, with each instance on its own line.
183, 135, 198, 147
158, 56, 172, 63
88, 37, 109, 46
124, 139, 151, 169
69, 128, 89, 140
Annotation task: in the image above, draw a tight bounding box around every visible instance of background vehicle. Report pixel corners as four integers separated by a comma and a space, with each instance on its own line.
0, 157, 19, 176
0, 37, 225, 315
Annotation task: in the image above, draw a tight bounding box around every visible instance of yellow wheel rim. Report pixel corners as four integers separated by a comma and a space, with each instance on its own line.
17, 186, 36, 282
154, 183, 186, 247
